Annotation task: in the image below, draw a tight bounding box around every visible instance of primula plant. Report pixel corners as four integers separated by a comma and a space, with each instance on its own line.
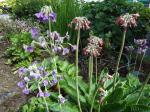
16, 5, 150, 112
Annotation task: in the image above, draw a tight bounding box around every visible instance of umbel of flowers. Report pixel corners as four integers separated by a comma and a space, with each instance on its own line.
113, 13, 140, 89
69, 17, 90, 112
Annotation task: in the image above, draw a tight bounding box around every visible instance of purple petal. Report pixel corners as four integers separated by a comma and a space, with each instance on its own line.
22, 88, 30, 94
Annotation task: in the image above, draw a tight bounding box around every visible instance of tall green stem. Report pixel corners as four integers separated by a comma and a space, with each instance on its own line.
43, 96, 50, 112
89, 56, 94, 94
113, 29, 127, 89
76, 29, 82, 112
49, 19, 51, 32
137, 53, 145, 76
133, 53, 138, 72
95, 57, 98, 84
136, 72, 150, 104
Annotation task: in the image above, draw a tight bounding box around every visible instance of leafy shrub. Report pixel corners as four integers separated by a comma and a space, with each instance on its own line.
83, 0, 150, 48
11, 0, 51, 19
4, 32, 41, 66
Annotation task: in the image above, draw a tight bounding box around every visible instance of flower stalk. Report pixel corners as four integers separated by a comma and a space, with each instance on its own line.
113, 29, 127, 89
89, 55, 94, 94
95, 57, 98, 84
76, 28, 82, 112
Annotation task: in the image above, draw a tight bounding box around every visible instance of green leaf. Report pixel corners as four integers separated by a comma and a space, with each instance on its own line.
125, 105, 150, 112
102, 103, 126, 112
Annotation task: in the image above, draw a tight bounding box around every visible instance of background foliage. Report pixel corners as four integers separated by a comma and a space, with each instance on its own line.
83, 0, 150, 48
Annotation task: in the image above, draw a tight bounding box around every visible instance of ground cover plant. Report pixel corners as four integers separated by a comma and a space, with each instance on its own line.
1, 0, 150, 112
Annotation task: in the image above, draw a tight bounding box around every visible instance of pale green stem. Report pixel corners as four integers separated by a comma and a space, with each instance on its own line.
98, 105, 101, 112
95, 57, 98, 84
76, 28, 82, 112
89, 56, 93, 94
49, 19, 51, 33
136, 72, 150, 104
90, 87, 99, 112
133, 53, 138, 72
137, 52, 145, 76
128, 52, 132, 71
113, 29, 127, 90
43, 96, 50, 112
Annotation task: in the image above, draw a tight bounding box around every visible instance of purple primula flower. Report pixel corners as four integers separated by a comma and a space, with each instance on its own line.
52, 69, 57, 77
71, 45, 77, 52
30, 28, 39, 38
18, 67, 28, 75
137, 45, 148, 54
35, 11, 56, 22
38, 36, 47, 48
50, 31, 60, 40
43, 80, 49, 86
35, 12, 48, 22
58, 94, 66, 104
38, 66, 44, 71
134, 39, 147, 47
23, 45, 34, 53
43, 71, 49, 76
50, 78, 58, 86
38, 90, 44, 97
30, 72, 41, 79
17, 81, 26, 88
52, 46, 62, 53
24, 77, 30, 82
49, 12, 56, 22
22, 88, 30, 95
62, 48, 69, 55
45, 91, 50, 97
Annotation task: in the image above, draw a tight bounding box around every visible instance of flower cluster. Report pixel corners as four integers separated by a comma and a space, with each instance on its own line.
17, 62, 62, 97
35, 5, 56, 22
116, 13, 140, 29
23, 44, 34, 53
29, 29, 76, 55
134, 39, 148, 54
83, 35, 104, 57
68, 17, 90, 30
30, 27, 39, 38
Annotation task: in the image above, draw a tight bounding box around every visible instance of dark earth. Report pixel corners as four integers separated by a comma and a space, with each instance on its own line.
0, 41, 28, 112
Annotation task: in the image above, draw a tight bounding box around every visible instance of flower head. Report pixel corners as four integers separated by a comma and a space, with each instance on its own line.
43, 80, 49, 86
30, 28, 39, 38
45, 91, 51, 97
62, 48, 69, 55
69, 17, 90, 30
116, 13, 139, 28
22, 88, 30, 95
23, 44, 34, 53
83, 36, 103, 57
17, 81, 26, 88
38, 90, 44, 97
35, 5, 56, 22
18, 67, 28, 75
58, 94, 66, 104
